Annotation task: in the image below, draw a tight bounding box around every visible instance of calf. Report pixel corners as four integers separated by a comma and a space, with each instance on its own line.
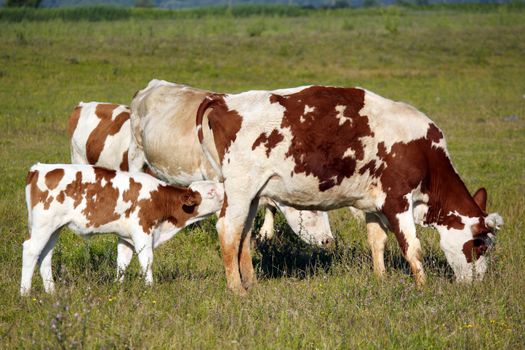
21, 163, 223, 295
196, 85, 503, 294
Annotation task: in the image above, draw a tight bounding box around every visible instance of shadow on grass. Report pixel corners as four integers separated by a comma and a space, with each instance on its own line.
53, 236, 118, 287
252, 213, 454, 281
254, 234, 454, 281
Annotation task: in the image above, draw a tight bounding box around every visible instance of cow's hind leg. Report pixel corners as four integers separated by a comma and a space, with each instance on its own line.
21, 225, 57, 295
365, 213, 388, 278
384, 195, 426, 286
217, 197, 256, 296
38, 231, 60, 294
239, 198, 260, 291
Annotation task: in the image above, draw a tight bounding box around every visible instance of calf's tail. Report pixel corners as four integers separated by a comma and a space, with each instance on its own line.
25, 166, 40, 236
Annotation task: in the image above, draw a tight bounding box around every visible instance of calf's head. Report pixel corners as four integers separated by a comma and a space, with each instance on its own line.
187, 181, 224, 218
435, 188, 503, 282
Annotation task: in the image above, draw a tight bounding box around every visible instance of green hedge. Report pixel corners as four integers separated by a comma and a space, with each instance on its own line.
0, 4, 310, 22
0, 2, 523, 22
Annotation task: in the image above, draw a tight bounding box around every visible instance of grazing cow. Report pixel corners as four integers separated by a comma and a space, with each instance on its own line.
21, 163, 223, 295
196, 85, 503, 295
128, 79, 334, 247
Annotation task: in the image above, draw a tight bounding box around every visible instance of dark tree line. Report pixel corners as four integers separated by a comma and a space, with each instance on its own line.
6, 0, 42, 6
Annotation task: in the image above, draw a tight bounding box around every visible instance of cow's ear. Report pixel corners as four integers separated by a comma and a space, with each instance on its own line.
472, 187, 487, 212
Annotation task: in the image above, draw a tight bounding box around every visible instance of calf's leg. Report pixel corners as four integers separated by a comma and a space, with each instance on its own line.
134, 235, 154, 285
38, 231, 59, 294
21, 225, 56, 295
116, 238, 135, 282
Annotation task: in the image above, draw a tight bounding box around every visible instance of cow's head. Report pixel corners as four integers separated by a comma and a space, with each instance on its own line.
435, 188, 503, 282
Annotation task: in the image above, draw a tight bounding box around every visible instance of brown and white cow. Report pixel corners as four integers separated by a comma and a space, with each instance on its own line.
128, 79, 334, 247
69, 102, 132, 171
195, 85, 503, 294
21, 163, 223, 295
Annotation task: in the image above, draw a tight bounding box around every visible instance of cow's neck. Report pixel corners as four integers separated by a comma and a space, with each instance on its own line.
422, 148, 483, 228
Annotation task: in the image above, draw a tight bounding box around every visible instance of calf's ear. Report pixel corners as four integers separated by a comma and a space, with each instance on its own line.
472, 187, 487, 212
181, 191, 200, 207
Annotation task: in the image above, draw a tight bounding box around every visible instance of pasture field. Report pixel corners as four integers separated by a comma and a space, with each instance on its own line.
0, 5, 524, 349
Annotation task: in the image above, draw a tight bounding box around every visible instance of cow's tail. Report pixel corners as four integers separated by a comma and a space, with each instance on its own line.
196, 94, 224, 181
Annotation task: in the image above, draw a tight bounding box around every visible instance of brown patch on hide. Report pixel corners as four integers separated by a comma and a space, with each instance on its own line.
45, 169, 64, 190
56, 191, 65, 203
85, 104, 130, 165
426, 123, 444, 143
397, 234, 409, 256
67, 105, 82, 138
219, 193, 228, 218
81, 168, 120, 227
123, 177, 142, 217
358, 159, 385, 178
471, 217, 493, 237
201, 95, 243, 163
252, 129, 284, 157
462, 238, 488, 263
208, 98, 242, 162
441, 214, 465, 230
270, 86, 373, 192
63, 172, 85, 208
55, 167, 120, 227
27, 170, 50, 209
120, 150, 129, 171
136, 185, 202, 233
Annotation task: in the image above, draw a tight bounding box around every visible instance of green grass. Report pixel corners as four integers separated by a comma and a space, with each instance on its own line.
1, 6, 524, 349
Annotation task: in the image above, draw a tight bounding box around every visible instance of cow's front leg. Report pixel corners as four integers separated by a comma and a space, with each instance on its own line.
133, 235, 154, 286
365, 213, 388, 278
384, 195, 426, 286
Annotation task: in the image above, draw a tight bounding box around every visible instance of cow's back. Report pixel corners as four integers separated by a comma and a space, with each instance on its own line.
131, 81, 219, 185
208, 86, 443, 212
